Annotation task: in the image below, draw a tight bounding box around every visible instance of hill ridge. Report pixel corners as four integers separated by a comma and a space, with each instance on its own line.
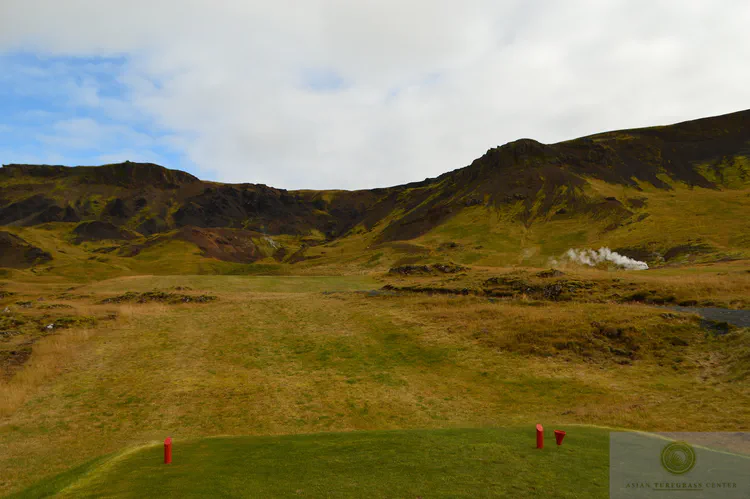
1, 108, 749, 266
4, 108, 749, 191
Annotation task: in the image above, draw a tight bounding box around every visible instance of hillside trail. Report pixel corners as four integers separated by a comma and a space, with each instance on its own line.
667, 305, 750, 329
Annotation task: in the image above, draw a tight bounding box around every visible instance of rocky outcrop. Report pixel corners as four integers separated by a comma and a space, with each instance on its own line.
72, 221, 139, 243
0, 231, 52, 268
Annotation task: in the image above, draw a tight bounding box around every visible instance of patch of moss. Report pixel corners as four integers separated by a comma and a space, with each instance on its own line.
99, 291, 217, 305
51, 316, 98, 329
38, 303, 74, 310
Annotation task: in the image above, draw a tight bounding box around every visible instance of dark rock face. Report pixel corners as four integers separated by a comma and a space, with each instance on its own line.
0, 195, 57, 225
103, 198, 131, 220
0, 194, 80, 225
72, 221, 138, 243
32, 204, 80, 224
172, 184, 369, 237
1, 109, 749, 247
0, 162, 199, 188
0, 231, 52, 268
136, 218, 168, 236
72, 162, 200, 188
0, 164, 67, 178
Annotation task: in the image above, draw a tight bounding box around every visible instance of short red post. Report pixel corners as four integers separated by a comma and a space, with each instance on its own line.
554, 430, 566, 446
164, 437, 172, 464
536, 424, 544, 449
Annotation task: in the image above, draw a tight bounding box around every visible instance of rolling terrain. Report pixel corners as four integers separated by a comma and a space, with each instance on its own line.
1, 110, 749, 497
1, 108, 749, 275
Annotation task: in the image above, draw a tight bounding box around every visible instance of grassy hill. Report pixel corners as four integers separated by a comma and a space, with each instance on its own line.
1, 109, 749, 274
1, 110, 749, 496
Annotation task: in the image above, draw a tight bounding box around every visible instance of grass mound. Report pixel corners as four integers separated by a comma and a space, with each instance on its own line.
388, 263, 468, 276
98, 291, 217, 305
12, 426, 610, 498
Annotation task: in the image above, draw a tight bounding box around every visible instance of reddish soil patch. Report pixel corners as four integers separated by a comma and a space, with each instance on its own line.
173, 226, 262, 263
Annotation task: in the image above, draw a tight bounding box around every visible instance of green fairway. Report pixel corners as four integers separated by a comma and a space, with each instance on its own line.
11, 426, 610, 498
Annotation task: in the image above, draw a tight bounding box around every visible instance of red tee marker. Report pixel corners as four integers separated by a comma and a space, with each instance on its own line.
536, 424, 544, 449
554, 430, 566, 446
164, 437, 172, 464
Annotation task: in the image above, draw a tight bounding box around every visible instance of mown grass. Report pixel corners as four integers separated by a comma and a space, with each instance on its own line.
12, 427, 611, 498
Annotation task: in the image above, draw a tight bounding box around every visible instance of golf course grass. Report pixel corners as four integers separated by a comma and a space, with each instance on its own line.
2, 269, 749, 496
11, 426, 610, 498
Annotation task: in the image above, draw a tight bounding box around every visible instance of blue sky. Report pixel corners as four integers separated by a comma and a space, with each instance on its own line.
0, 52, 357, 182
1, 1, 748, 189
0, 52, 197, 175
301, 68, 347, 93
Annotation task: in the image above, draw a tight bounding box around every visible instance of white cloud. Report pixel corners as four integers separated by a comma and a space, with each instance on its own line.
1, 0, 750, 189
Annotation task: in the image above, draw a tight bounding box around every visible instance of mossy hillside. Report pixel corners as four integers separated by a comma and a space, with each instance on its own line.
2, 179, 749, 279
695, 154, 750, 189
3, 110, 750, 253
401, 181, 750, 268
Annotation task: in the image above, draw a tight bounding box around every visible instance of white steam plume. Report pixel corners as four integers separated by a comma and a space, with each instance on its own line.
564, 247, 648, 270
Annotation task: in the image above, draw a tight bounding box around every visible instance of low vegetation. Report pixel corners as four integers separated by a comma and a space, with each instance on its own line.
0, 269, 748, 495
1, 111, 749, 495
98, 291, 217, 305
381, 262, 750, 309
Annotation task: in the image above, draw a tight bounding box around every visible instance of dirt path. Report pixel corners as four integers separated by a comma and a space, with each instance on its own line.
668, 306, 750, 328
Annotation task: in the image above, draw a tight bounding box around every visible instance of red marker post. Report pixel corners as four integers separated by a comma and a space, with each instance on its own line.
536, 424, 544, 449
554, 430, 566, 446
164, 437, 172, 464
